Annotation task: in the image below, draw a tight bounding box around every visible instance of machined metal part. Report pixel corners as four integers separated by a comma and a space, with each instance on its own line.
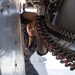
0, 0, 25, 75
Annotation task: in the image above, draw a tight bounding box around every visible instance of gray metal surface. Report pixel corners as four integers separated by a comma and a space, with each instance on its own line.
0, 0, 25, 75
52, 0, 75, 51
54, 0, 75, 33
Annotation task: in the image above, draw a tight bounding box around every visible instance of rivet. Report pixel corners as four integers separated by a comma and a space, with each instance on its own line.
0, 6, 3, 12
15, 63, 17, 67
13, 19, 15, 23
0, 44, 2, 49
15, 41, 17, 45
7, 4, 10, 8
